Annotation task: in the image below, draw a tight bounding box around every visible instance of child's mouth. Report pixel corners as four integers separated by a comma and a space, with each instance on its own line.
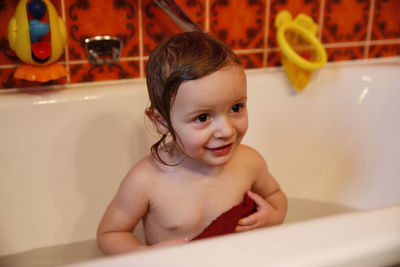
207, 143, 233, 156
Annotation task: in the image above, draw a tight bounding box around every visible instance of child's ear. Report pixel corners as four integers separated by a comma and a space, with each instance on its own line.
145, 108, 169, 135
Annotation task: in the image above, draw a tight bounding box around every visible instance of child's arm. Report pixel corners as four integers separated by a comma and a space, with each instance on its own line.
236, 148, 287, 232
97, 170, 150, 255
97, 165, 189, 255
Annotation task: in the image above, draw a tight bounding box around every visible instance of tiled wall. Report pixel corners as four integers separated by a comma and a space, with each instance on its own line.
0, 0, 399, 89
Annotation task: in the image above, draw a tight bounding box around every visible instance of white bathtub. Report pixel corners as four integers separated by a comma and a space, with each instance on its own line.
1, 58, 399, 267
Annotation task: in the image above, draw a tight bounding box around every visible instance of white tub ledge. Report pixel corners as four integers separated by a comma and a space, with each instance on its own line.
70, 204, 400, 267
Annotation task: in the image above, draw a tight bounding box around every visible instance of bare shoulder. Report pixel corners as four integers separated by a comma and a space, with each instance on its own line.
119, 155, 157, 193
235, 144, 269, 170
235, 144, 277, 194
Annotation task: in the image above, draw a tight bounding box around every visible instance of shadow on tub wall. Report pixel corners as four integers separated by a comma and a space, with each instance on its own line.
47, 110, 151, 253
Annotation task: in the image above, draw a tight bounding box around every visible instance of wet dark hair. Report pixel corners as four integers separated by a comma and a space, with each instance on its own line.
145, 31, 242, 165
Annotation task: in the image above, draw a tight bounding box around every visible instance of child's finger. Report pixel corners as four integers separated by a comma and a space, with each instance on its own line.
235, 225, 253, 232
236, 221, 261, 232
247, 191, 268, 209
237, 212, 259, 226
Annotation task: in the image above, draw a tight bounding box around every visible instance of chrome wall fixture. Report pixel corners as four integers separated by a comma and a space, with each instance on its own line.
84, 36, 123, 65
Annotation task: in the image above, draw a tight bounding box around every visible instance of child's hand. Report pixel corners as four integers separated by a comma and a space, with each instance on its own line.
235, 191, 277, 232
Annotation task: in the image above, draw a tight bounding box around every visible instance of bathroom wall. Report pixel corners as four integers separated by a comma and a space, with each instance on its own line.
0, 0, 399, 89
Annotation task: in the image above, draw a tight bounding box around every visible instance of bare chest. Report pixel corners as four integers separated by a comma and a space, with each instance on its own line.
143, 173, 252, 244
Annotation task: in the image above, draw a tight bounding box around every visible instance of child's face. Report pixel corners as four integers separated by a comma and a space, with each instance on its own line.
170, 65, 248, 167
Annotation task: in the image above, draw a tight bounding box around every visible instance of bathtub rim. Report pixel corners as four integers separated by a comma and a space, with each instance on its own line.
67, 203, 400, 267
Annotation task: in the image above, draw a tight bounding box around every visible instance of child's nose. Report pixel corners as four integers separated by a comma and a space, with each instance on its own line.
214, 116, 234, 139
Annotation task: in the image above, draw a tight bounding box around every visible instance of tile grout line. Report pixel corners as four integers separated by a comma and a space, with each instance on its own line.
138, 0, 144, 78
323, 38, 400, 48
2, 37, 398, 71
364, 0, 376, 59
1, 38, 398, 71
235, 48, 265, 54
263, 0, 270, 68
60, 0, 71, 84
205, 0, 210, 32
318, 0, 325, 40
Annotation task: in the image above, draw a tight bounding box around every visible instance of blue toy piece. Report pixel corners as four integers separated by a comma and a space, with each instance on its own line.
29, 19, 49, 43
27, 0, 47, 19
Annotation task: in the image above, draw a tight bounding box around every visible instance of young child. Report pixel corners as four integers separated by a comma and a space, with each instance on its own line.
97, 31, 287, 255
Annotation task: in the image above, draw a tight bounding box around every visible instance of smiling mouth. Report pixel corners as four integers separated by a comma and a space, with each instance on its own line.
207, 143, 233, 156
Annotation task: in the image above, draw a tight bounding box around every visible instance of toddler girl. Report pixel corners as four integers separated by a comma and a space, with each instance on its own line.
97, 31, 287, 255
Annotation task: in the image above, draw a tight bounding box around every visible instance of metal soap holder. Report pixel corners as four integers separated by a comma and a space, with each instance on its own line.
84, 36, 123, 65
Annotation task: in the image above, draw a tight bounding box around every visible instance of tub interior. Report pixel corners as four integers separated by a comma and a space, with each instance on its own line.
0, 59, 399, 266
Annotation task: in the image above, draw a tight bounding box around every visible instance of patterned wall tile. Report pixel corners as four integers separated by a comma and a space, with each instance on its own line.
268, 0, 321, 48
210, 0, 266, 50
66, 0, 140, 61
371, 0, 400, 40
1, 0, 400, 89
266, 50, 282, 67
69, 60, 139, 83
142, 0, 205, 56
238, 53, 264, 69
322, 0, 370, 43
179, 0, 205, 30
369, 44, 400, 58
326, 46, 364, 62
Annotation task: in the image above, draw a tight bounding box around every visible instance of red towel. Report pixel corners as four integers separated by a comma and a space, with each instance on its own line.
192, 193, 257, 241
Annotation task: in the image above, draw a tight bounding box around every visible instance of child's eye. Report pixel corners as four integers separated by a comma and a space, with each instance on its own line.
231, 104, 242, 112
196, 113, 209, 123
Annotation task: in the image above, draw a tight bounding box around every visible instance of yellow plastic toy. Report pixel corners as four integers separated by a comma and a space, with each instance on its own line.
8, 0, 68, 82
275, 11, 327, 91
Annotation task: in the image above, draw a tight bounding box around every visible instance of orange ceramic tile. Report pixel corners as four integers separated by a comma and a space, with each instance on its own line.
368, 44, 400, 58
0, 38, 20, 66
268, 0, 321, 48
371, 0, 400, 40
178, 0, 205, 30
266, 50, 282, 67
1, 0, 398, 90
237, 53, 264, 69
65, 0, 140, 60
325, 46, 364, 62
69, 60, 140, 84
322, 0, 370, 44
142, 0, 205, 56
210, 0, 266, 50
0, 67, 20, 89
142, 0, 181, 56
0, 66, 67, 89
